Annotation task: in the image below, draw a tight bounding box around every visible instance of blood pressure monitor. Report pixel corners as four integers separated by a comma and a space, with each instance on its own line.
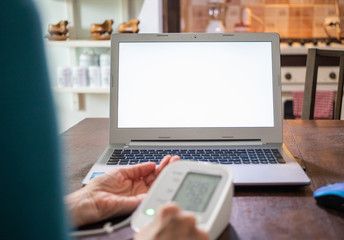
131, 161, 234, 240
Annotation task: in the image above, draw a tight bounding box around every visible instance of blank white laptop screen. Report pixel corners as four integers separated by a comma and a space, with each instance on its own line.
118, 42, 274, 128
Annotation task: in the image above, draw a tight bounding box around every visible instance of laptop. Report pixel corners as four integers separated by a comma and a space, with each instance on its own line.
82, 33, 310, 186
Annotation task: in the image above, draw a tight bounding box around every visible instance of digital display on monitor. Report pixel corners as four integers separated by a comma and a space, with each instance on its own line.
172, 172, 221, 212
118, 42, 274, 128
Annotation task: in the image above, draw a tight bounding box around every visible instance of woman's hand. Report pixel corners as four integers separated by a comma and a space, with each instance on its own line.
134, 203, 209, 240
65, 155, 180, 227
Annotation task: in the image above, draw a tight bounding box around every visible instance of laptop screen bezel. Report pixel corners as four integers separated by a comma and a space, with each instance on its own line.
110, 33, 282, 145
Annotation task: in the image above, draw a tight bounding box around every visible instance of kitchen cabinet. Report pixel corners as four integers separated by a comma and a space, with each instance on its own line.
47, 40, 111, 110
40, 0, 167, 131
45, 0, 144, 110
45, 0, 168, 110
36, 0, 143, 132
280, 43, 344, 119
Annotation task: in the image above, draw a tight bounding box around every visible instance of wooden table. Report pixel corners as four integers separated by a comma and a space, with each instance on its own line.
62, 118, 344, 240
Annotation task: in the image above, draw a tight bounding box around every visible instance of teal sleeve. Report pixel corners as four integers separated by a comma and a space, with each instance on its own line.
0, 1, 69, 239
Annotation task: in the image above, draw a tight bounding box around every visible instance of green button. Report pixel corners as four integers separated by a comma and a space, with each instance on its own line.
145, 208, 155, 216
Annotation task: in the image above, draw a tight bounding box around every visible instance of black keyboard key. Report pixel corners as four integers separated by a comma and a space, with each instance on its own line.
199, 159, 209, 162
271, 149, 286, 163
107, 162, 119, 165
113, 149, 122, 155
219, 159, 229, 163
108, 159, 119, 163
276, 158, 286, 164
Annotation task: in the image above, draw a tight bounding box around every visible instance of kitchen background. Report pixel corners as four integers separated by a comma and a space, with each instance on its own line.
181, 0, 344, 39
35, 0, 343, 132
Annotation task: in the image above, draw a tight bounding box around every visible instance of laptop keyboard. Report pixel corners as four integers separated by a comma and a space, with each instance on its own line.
106, 148, 286, 165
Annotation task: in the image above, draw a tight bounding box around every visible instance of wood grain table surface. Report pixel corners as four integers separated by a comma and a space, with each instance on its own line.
61, 118, 344, 240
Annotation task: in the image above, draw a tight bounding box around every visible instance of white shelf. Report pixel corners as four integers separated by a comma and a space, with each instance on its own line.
53, 87, 110, 111
280, 43, 344, 55
282, 83, 338, 92
53, 87, 109, 93
45, 39, 111, 48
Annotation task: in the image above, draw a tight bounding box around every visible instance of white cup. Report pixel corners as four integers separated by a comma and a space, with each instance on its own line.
72, 66, 87, 87
57, 66, 72, 87
101, 66, 110, 88
80, 53, 99, 67
88, 66, 101, 87
100, 53, 110, 66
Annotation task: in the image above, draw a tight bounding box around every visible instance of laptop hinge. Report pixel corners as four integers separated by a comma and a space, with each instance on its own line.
128, 140, 264, 147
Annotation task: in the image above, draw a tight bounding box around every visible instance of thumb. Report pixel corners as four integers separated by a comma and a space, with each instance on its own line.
118, 162, 156, 180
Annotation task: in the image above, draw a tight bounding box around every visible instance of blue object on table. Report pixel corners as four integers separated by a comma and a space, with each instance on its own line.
313, 182, 344, 211
91, 172, 105, 179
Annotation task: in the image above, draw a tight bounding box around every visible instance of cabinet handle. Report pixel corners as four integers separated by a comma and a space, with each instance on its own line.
285, 73, 292, 80
329, 72, 336, 80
